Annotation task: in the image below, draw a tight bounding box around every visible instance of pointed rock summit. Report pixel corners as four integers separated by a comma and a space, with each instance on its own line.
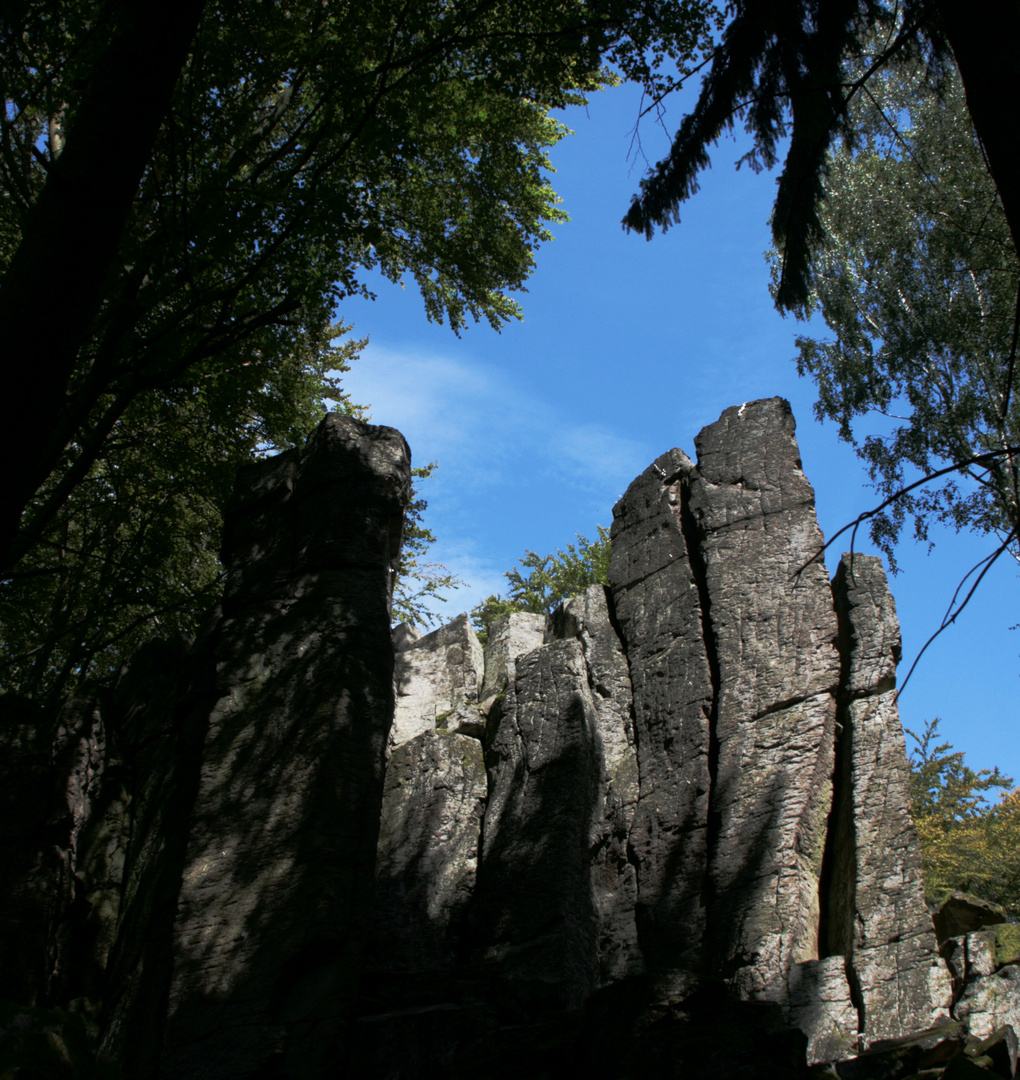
3, 401, 968, 1080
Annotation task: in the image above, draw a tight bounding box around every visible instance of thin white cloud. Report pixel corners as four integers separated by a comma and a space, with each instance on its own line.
342, 342, 654, 495
341, 342, 654, 627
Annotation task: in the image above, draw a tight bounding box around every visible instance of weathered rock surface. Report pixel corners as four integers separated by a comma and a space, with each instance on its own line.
690, 399, 841, 1001
370, 730, 486, 973
555, 585, 642, 984
0, 695, 105, 1007
4, 400, 983, 1080
936, 893, 1014, 943
955, 965, 1020, 1043
828, 553, 952, 1044
608, 445, 714, 974
156, 414, 410, 1079
473, 637, 603, 1003
789, 957, 859, 1064
392, 613, 485, 746
480, 610, 546, 703
939, 893, 1020, 1051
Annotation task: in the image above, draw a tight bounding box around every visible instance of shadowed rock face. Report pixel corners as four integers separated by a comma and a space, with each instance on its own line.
472, 637, 603, 1004
371, 730, 486, 974
5, 401, 962, 1079
158, 415, 410, 1080
608, 447, 714, 974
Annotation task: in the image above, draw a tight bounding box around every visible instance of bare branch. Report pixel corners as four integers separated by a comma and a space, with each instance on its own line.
896, 532, 1014, 697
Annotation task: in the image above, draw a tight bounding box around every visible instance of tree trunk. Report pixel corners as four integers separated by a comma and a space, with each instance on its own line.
937, 0, 1020, 261
0, 0, 206, 577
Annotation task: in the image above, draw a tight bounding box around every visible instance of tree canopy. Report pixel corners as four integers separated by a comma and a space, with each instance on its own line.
0, 0, 588, 574
908, 719, 1020, 915
624, 0, 1020, 312
777, 59, 1020, 581
0, 0, 719, 706
0, 0, 720, 577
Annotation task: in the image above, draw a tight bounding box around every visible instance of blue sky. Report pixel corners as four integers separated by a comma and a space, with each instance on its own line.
339, 79, 1020, 787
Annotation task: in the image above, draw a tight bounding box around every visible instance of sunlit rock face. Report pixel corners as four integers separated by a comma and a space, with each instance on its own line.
356, 398, 949, 1073
5, 402, 963, 1080
391, 613, 485, 746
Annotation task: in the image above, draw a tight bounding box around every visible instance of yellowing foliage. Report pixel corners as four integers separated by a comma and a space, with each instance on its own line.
909, 719, 1020, 917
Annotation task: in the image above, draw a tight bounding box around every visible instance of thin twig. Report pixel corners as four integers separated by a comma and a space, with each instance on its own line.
896, 533, 1014, 698
818, 446, 1020, 559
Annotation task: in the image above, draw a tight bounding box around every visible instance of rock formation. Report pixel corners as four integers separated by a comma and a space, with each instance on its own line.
0, 398, 992, 1080
355, 399, 954, 1075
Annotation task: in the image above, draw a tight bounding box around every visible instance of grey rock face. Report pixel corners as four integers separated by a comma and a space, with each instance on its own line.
828, 553, 951, 1044
5, 400, 959, 1080
955, 964, 1020, 1042
392, 613, 485, 746
370, 730, 486, 973
690, 399, 841, 1001
942, 920, 1020, 1048
98, 634, 212, 1074
473, 637, 603, 1004
935, 892, 1013, 943
788, 957, 859, 1064
158, 414, 410, 1079
608, 446, 714, 974
480, 611, 546, 703
554, 585, 642, 983
392, 621, 422, 652
598, 399, 944, 1060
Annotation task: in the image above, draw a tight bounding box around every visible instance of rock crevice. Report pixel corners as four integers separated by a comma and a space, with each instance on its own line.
1, 400, 974, 1079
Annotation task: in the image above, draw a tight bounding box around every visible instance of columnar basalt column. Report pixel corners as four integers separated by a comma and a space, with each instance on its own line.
689, 398, 841, 1001
828, 553, 951, 1043
608, 447, 715, 975
159, 415, 410, 1079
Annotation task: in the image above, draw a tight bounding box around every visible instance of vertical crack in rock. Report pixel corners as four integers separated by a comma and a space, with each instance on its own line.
818, 577, 864, 1040
677, 469, 723, 944
688, 398, 841, 1003
472, 638, 602, 1006
553, 585, 643, 985
828, 553, 952, 1046
609, 447, 714, 977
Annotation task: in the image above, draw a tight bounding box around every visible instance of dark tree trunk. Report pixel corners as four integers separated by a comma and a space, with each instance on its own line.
937, 0, 1020, 261
0, 0, 206, 577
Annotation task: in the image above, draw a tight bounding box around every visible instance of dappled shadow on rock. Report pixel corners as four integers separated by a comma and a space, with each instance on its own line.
1, 403, 983, 1079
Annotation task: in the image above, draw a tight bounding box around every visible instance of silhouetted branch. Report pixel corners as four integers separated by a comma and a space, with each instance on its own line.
896, 532, 1014, 697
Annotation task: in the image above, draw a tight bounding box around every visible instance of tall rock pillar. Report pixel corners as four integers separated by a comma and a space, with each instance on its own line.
827, 553, 951, 1043
158, 414, 410, 1079
608, 397, 841, 994
689, 399, 842, 1000
608, 446, 714, 974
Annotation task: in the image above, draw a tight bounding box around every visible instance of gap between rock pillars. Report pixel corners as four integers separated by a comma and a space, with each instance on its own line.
819, 568, 867, 1037
677, 466, 723, 955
